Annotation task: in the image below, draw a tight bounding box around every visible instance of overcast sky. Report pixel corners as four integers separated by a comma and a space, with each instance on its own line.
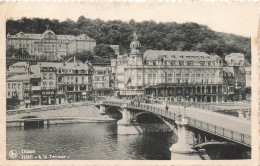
2, 2, 259, 37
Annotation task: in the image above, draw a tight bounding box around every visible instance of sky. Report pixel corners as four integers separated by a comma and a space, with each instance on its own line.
1, 2, 259, 37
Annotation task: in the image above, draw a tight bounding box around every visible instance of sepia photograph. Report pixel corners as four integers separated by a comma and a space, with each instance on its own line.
0, 2, 259, 164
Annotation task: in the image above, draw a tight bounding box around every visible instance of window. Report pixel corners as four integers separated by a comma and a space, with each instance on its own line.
82, 77, 84, 84
49, 74, 53, 79
200, 61, 205, 66
24, 92, 29, 97
179, 61, 184, 66
8, 83, 10, 89
18, 83, 20, 89
43, 73, 47, 79
8, 91, 10, 97
49, 82, 53, 87
187, 61, 194, 66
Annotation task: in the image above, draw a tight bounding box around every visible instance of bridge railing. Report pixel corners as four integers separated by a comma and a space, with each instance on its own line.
187, 117, 251, 147
102, 100, 251, 146
125, 103, 177, 120
143, 100, 251, 115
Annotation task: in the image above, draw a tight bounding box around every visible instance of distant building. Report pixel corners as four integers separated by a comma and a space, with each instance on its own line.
6, 29, 96, 61
110, 45, 120, 56
225, 53, 245, 66
56, 60, 93, 103
6, 59, 94, 109
245, 67, 251, 101
7, 62, 30, 78
225, 53, 248, 101
92, 65, 113, 96
6, 75, 31, 109
223, 67, 235, 101
111, 54, 128, 96
113, 32, 226, 102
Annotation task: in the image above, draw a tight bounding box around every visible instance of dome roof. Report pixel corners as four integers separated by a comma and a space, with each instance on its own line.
130, 31, 141, 49
43, 29, 55, 36
43, 29, 57, 39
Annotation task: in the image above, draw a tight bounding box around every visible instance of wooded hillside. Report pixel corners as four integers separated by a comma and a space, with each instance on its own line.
6, 16, 251, 63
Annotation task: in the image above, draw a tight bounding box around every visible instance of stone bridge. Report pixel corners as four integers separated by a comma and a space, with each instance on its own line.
97, 100, 251, 159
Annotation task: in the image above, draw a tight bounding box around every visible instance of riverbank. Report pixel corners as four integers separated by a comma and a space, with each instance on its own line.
6, 102, 116, 127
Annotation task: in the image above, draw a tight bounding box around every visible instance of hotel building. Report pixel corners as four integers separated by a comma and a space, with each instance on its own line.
114, 32, 238, 102
6, 29, 96, 61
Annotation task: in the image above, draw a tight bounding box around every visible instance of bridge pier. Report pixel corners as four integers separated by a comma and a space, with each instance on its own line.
170, 113, 196, 160
99, 105, 106, 115
117, 104, 140, 135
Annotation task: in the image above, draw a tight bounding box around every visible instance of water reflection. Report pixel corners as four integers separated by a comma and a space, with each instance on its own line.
7, 123, 175, 160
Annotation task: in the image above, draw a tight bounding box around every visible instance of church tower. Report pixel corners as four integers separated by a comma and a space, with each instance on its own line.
129, 31, 143, 66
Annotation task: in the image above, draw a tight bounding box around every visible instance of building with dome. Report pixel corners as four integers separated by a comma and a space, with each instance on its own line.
114, 32, 231, 102
6, 29, 96, 61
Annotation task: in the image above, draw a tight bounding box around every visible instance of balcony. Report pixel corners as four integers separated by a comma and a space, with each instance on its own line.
31, 86, 41, 91
41, 87, 56, 90
24, 88, 30, 91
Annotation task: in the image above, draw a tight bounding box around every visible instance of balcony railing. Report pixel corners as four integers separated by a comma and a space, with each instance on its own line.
31, 86, 41, 91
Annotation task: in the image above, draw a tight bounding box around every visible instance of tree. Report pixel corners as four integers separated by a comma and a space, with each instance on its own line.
93, 44, 116, 58
6, 17, 251, 63
6, 45, 18, 58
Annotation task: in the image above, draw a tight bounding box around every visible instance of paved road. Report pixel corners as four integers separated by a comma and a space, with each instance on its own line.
150, 104, 251, 135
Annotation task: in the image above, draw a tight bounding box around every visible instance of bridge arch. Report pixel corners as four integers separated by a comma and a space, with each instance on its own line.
129, 111, 178, 134
105, 106, 123, 120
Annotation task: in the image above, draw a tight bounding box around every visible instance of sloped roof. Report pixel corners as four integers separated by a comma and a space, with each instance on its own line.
37, 62, 62, 68
7, 31, 95, 41
7, 74, 31, 81
143, 50, 220, 61
223, 67, 234, 74
8, 68, 28, 73
11, 62, 29, 67
93, 66, 109, 70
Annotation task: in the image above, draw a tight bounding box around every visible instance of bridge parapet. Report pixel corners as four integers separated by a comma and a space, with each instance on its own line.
187, 118, 251, 147
101, 100, 251, 147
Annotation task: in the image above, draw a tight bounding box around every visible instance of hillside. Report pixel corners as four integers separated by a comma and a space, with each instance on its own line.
6, 16, 251, 63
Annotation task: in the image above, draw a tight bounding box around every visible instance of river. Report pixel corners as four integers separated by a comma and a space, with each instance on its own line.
7, 122, 178, 160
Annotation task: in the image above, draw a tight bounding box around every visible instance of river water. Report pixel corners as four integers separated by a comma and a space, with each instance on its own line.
7, 122, 178, 160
